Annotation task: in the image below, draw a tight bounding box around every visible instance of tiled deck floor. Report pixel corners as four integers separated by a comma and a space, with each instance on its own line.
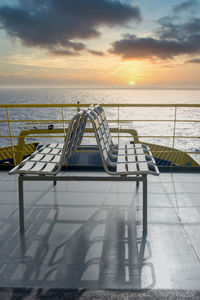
0, 170, 200, 289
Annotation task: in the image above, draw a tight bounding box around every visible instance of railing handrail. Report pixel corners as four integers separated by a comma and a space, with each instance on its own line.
0, 103, 200, 108
0, 103, 200, 167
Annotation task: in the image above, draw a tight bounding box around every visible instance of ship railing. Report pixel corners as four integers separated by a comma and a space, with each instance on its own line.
0, 103, 200, 168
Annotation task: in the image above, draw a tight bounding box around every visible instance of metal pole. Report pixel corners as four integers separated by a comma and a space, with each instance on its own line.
6, 108, 16, 165
143, 176, 147, 235
18, 176, 25, 233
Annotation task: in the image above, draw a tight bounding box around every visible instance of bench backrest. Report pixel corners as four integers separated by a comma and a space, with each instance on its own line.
93, 105, 114, 148
86, 106, 159, 176
86, 108, 115, 174
61, 110, 88, 165
9, 110, 88, 175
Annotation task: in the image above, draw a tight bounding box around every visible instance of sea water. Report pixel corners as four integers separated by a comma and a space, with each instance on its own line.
0, 88, 200, 161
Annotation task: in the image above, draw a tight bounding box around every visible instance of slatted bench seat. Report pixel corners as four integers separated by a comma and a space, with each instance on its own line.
9, 107, 159, 236
86, 107, 159, 175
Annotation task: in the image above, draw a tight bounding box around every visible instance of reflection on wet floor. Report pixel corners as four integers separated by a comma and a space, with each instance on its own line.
0, 170, 200, 289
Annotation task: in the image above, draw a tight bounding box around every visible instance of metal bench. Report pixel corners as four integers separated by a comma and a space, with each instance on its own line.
9, 108, 159, 235
85, 107, 159, 234
9, 110, 88, 232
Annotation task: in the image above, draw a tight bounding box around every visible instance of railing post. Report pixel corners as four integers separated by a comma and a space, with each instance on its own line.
6, 108, 16, 165
117, 106, 120, 144
172, 106, 177, 149
61, 107, 66, 139
77, 101, 80, 112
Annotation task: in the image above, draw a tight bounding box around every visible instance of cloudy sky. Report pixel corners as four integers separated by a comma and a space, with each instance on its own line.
0, 0, 200, 88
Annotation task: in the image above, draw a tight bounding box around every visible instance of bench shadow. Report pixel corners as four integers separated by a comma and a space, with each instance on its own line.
0, 182, 156, 290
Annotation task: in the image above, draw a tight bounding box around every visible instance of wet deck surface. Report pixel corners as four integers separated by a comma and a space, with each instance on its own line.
0, 170, 200, 289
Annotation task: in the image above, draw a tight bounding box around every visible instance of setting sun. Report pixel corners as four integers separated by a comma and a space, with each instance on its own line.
130, 81, 135, 86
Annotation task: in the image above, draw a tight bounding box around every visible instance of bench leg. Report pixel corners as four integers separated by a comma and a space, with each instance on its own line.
136, 175, 139, 189
19, 176, 25, 233
143, 176, 147, 235
53, 176, 57, 186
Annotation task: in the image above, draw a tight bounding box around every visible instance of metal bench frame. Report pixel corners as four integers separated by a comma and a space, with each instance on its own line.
9, 108, 159, 235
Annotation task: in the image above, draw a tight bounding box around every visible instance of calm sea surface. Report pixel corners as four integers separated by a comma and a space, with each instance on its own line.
0, 88, 200, 161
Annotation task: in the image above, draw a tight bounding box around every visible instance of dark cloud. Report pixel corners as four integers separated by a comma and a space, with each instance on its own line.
87, 50, 104, 56
0, 0, 141, 56
110, 1, 200, 61
110, 34, 200, 60
157, 17, 200, 41
173, 0, 199, 13
186, 58, 200, 63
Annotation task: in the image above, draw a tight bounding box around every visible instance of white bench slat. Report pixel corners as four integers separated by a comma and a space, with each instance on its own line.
117, 162, 126, 172
32, 154, 44, 161
127, 144, 143, 149
127, 148, 135, 155
40, 147, 52, 154
42, 163, 56, 173
51, 155, 61, 163
41, 155, 54, 162
118, 148, 125, 155
30, 162, 46, 172
57, 144, 64, 149
136, 148, 145, 155
50, 148, 61, 154
117, 155, 126, 163
19, 161, 35, 171
127, 162, 137, 172
48, 143, 58, 148
137, 154, 146, 162
127, 155, 136, 162
138, 162, 149, 172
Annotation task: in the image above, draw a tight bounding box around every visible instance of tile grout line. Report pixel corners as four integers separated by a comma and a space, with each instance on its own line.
169, 173, 200, 265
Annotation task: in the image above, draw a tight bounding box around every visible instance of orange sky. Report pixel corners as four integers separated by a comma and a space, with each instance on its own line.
0, 0, 200, 88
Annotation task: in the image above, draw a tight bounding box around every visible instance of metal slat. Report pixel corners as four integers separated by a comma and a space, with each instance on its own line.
137, 154, 146, 162
116, 162, 126, 172
127, 163, 137, 172
57, 144, 64, 149
50, 148, 60, 154
42, 163, 56, 173
40, 148, 51, 154
117, 155, 126, 163
135, 148, 145, 155
51, 155, 61, 163
30, 162, 46, 172
127, 148, 135, 155
40, 155, 54, 162
19, 161, 35, 171
32, 154, 44, 161
137, 162, 149, 172
127, 155, 136, 162
118, 148, 125, 155
48, 143, 58, 148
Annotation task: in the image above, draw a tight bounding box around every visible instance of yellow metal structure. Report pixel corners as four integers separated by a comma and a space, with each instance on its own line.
0, 143, 39, 166
0, 103, 200, 167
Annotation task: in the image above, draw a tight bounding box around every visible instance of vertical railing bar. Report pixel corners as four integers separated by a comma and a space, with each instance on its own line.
6, 107, 16, 165
61, 107, 66, 140
171, 106, 177, 169
77, 101, 80, 112
117, 106, 120, 144
172, 106, 177, 149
